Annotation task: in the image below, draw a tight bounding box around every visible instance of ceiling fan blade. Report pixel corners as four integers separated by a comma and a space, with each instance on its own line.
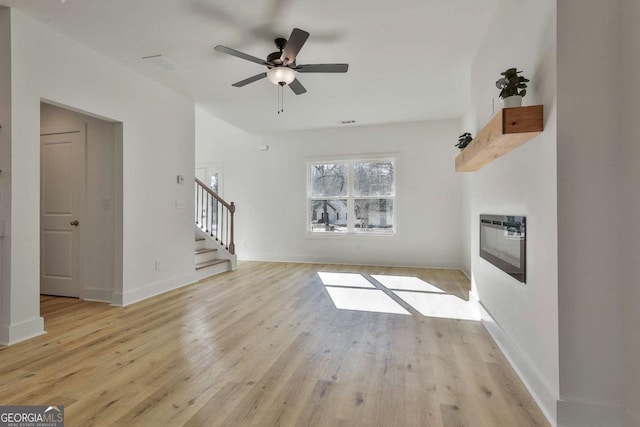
295, 63, 349, 73
281, 28, 310, 66
232, 73, 268, 87
289, 78, 307, 95
214, 45, 269, 66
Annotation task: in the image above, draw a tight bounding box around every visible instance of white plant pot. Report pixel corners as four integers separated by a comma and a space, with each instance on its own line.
502, 95, 523, 108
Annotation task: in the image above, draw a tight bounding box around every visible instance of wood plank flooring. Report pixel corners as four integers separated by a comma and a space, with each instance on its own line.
0, 262, 549, 426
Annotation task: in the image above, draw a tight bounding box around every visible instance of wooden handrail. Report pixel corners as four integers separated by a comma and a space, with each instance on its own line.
195, 178, 234, 210
195, 178, 236, 255
229, 201, 235, 255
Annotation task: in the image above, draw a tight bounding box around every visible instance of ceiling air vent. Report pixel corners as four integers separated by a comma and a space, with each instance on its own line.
142, 55, 183, 72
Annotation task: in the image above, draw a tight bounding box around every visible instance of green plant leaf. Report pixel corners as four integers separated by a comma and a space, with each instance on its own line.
497, 68, 528, 98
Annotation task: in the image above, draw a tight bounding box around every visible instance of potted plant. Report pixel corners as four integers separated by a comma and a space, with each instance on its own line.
456, 132, 473, 150
496, 68, 529, 108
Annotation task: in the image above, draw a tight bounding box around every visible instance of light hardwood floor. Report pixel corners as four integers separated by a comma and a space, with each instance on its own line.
0, 262, 549, 426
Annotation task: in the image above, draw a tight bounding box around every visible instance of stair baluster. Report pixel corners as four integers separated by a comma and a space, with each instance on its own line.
195, 178, 236, 255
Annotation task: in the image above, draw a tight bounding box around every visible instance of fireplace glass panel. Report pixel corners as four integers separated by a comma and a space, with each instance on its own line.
479, 215, 526, 282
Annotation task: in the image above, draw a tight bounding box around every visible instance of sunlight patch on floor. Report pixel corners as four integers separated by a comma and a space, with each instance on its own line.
392, 291, 481, 321
371, 274, 445, 293
324, 287, 410, 315
318, 272, 376, 288
318, 271, 479, 321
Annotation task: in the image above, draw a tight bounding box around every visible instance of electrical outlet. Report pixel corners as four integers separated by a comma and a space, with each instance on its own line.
155, 261, 160, 271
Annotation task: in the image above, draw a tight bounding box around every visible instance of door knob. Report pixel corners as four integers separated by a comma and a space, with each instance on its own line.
70, 220, 79, 226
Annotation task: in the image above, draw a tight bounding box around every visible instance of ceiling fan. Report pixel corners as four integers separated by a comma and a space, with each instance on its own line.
192, 0, 344, 48
214, 28, 348, 95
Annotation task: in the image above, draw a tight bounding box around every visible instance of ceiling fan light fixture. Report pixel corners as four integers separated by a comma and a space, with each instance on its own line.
267, 67, 296, 86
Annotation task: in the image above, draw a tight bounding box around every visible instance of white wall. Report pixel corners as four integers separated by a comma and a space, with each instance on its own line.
0, 8, 13, 342
556, 1, 624, 426
463, 0, 558, 423
40, 103, 116, 302
84, 115, 117, 300
196, 106, 463, 268
1, 9, 197, 343
619, 1, 639, 426
621, 0, 640, 420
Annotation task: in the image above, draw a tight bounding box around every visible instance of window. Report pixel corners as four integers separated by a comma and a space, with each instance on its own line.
308, 158, 395, 234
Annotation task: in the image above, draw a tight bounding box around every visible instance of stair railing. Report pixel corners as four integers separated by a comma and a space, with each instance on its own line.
195, 178, 235, 255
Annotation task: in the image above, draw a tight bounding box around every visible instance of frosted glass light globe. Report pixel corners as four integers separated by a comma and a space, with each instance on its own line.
267, 67, 296, 85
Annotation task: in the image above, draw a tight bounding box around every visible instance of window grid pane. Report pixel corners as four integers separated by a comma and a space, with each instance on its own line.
308, 159, 395, 234
354, 161, 395, 197
310, 163, 349, 198
354, 199, 394, 233
310, 199, 348, 233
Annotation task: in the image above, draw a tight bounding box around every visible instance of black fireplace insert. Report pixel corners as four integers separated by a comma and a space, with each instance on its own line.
479, 214, 526, 283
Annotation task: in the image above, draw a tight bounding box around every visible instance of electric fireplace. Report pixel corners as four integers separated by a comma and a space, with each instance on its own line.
479, 214, 526, 283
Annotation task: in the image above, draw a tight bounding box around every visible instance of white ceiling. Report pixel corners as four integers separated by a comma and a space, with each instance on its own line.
1, 0, 500, 133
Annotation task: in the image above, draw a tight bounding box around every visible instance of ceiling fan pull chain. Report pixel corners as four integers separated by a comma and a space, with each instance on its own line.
276, 85, 284, 114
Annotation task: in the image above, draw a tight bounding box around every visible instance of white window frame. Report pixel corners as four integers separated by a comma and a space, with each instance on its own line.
305, 154, 398, 238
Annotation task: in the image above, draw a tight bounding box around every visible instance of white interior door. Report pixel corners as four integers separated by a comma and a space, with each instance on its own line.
40, 129, 85, 297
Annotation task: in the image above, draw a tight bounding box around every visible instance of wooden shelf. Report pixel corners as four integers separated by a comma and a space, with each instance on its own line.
455, 105, 544, 172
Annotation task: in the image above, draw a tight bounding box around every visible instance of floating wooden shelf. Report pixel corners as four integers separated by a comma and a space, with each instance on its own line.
455, 105, 544, 172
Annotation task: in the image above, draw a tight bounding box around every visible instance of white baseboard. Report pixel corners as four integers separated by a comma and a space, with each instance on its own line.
112, 265, 230, 307
469, 292, 558, 426
557, 399, 621, 427
110, 291, 124, 306
238, 253, 461, 270
0, 317, 46, 346
82, 287, 112, 303
112, 273, 195, 306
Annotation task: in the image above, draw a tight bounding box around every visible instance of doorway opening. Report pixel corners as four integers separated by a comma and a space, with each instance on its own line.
196, 162, 223, 196
40, 101, 123, 304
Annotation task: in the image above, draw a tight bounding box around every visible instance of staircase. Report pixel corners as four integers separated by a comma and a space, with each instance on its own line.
195, 238, 224, 270
193, 179, 237, 279
194, 236, 231, 274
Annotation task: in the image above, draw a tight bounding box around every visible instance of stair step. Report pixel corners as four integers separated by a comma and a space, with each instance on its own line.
195, 246, 217, 264
195, 248, 218, 255
195, 237, 206, 250
196, 259, 229, 270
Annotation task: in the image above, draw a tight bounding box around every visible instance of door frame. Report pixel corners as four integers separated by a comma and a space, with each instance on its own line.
39, 100, 124, 304
196, 162, 224, 197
